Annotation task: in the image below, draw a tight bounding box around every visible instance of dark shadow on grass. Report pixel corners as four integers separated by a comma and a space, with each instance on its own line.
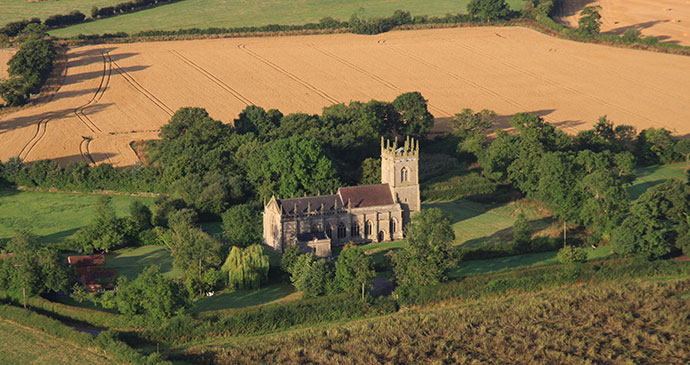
40, 227, 81, 243
191, 284, 295, 313
627, 178, 667, 200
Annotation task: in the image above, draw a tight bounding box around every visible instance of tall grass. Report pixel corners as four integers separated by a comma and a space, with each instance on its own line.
179, 276, 690, 363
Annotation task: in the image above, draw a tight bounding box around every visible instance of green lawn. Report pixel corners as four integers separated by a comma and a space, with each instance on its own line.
105, 245, 181, 280
0, 189, 154, 244
628, 162, 687, 199
191, 283, 297, 313
425, 199, 553, 248
49, 0, 528, 37
447, 245, 614, 278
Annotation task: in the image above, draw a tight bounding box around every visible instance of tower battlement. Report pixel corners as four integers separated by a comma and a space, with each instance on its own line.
381, 136, 419, 159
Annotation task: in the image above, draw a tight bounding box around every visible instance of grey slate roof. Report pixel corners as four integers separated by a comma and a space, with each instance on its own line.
276, 184, 395, 215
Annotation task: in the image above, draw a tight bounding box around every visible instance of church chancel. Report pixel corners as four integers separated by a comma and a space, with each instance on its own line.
263, 137, 421, 257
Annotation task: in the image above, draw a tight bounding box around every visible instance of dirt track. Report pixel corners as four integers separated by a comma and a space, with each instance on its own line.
557, 0, 690, 46
1, 27, 690, 167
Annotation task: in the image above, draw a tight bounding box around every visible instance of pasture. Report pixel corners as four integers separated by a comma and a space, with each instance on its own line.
46, 0, 528, 37
0, 189, 154, 244
0, 319, 115, 364
2, 27, 689, 168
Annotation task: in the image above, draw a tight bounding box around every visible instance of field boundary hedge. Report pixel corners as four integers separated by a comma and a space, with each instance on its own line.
58, 16, 690, 57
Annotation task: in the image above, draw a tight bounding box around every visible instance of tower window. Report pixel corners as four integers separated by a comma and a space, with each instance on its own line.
401, 167, 409, 182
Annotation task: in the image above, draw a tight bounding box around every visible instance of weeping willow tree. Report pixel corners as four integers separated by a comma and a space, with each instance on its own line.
221, 245, 270, 290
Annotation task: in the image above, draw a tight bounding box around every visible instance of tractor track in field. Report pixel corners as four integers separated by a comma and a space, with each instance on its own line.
445, 39, 667, 130
308, 43, 452, 116
169, 49, 254, 106
17, 118, 48, 160
110, 54, 174, 116
79, 137, 95, 165
237, 43, 340, 105
72, 52, 110, 134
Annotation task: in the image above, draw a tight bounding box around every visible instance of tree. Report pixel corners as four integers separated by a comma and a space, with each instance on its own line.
392, 92, 434, 138
234, 105, 283, 139
115, 265, 188, 319
129, 201, 152, 230
577, 6, 602, 37
73, 196, 134, 253
280, 245, 303, 275
359, 157, 381, 185
392, 208, 455, 300
612, 180, 690, 260
511, 213, 532, 251
467, 0, 513, 22
334, 244, 375, 300
452, 108, 495, 154
168, 222, 222, 296
0, 231, 69, 305
221, 245, 269, 290
290, 253, 333, 298
222, 204, 261, 248
674, 139, 690, 166
245, 136, 341, 201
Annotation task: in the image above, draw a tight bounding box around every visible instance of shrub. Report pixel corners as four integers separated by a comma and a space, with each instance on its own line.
557, 246, 588, 263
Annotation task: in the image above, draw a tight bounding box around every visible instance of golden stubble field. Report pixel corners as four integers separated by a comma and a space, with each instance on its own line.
2, 26, 690, 167
558, 0, 690, 45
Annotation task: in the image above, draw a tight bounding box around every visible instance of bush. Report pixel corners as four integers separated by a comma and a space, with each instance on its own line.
44, 11, 86, 28
557, 246, 588, 263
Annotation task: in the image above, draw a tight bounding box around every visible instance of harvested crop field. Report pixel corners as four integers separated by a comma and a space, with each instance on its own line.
557, 0, 690, 46
2, 26, 690, 167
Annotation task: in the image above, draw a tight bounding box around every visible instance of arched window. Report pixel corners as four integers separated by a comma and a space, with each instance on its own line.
401, 167, 409, 182
390, 218, 397, 234
351, 223, 360, 237
338, 222, 347, 238
365, 221, 373, 237
325, 224, 332, 238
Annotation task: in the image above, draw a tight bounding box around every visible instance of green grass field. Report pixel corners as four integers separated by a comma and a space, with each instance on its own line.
628, 162, 687, 199
0, 0, 120, 27
0, 319, 115, 364
192, 283, 297, 313
105, 245, 181, 279
48, 0, 528, 37
0, 190, 153, 244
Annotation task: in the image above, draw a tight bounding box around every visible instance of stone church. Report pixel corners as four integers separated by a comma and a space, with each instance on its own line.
263, 136, 421, 257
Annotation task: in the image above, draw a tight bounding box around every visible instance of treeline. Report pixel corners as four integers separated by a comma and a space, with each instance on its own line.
0, 26, 55, 106
91, 0, 181, 19
1, 92, 434, 215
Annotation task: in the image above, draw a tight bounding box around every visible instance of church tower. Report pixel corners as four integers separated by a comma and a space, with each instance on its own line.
381, 136, 420, 225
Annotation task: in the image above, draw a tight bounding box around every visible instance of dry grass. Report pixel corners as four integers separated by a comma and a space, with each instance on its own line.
182, 278, 690, 364
2, 27, 690, 166
557, 0, 690, 46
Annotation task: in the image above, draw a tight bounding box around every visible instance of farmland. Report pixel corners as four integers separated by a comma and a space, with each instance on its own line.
2, 27, 690, 167
45, 0, 528, 38
557, 0, 690, 46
